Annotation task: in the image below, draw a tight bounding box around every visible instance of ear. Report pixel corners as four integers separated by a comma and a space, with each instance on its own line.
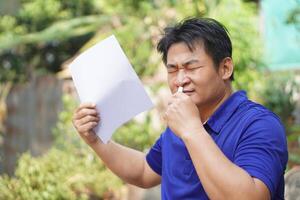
219, 57, 233, 80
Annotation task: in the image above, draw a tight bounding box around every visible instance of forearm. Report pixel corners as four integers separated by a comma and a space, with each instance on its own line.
89, 139, 147, 187
182, 128, 267, 200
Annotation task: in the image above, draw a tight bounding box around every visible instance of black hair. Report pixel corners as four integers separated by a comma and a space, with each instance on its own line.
157, 17, 234, 80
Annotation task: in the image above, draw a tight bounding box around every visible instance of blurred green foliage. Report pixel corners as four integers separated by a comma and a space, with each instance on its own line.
113, 114, 160, 151
259, 72, 299, 134
0, 95, 123, 200
0, 0, 263, 90
205, 0, 263, 92
286, 1, 300, 29
0, 0, 102, 82
0, 150, 122, 200
258, 71, 300, 166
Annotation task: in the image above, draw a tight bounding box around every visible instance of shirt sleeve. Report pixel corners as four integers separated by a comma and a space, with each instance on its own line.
146, 133, 163, 176
233, 113, 288, 198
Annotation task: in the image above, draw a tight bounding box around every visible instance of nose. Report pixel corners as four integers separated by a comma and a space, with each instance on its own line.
175, 69, 190, 87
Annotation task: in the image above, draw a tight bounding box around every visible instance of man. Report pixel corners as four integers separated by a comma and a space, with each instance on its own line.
73, 18, 288, 199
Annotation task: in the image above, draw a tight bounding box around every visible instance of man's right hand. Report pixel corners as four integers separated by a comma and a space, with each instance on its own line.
72, 103, 161, 188
72, 103, 100, 145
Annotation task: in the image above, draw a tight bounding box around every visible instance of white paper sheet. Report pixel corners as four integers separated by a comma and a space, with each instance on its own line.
69, 35, 153, 143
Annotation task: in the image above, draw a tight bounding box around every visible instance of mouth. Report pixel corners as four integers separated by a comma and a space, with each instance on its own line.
183, 90, 195, 95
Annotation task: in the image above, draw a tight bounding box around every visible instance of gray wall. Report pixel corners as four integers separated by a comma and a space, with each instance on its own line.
1, 75, 63, 175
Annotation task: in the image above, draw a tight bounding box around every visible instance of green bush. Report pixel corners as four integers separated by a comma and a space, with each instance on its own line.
0, 95, 123, 200
259, 72, 299, 134
204, 0, 263, 92
113, 114, 160, 151
0, 149, 122, 200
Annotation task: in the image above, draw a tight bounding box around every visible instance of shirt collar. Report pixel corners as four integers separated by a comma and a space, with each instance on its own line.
206, 90, 248, 134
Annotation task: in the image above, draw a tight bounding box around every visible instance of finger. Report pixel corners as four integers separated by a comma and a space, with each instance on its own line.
163, 111, 168, 123
168, 97, 182, 106
168, 103, 178, 113
77, 115, 100, 127
161, 112, 167, 123
173, 92, 186, 98
76, 102, 96, 113
75, 108, 98, 120
167, 96, 178, 105
78, 122, 98, 133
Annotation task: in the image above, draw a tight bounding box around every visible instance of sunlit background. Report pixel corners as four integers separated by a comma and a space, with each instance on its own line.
0, 0, 299, 199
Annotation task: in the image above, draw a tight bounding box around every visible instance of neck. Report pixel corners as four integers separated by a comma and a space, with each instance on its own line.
199, 87, 233, 124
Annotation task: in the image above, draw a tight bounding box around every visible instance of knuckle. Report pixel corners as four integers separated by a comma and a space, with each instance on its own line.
78, 127, 84, 133
82, 109, 88, 115
91, 122, 96, 126
77, 111, 83, 119
88, 115, 94, 121
80, 103, 86, 108
80, 116, 86, 123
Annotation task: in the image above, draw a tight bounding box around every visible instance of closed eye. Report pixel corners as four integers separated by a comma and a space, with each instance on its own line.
186, 65, 203, 70
166, 65, 178, 73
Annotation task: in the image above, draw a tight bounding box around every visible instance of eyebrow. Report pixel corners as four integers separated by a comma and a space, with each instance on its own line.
166, 59, 199, 68
182, 59, 199, 66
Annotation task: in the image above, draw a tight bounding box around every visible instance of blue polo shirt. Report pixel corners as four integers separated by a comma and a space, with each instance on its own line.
146, 90, 288, 199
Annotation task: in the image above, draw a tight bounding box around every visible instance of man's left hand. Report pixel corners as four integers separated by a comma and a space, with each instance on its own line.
164, 92, 203, 138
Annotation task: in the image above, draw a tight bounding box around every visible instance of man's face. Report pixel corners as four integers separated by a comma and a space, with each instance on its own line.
166, 42, 228, 110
